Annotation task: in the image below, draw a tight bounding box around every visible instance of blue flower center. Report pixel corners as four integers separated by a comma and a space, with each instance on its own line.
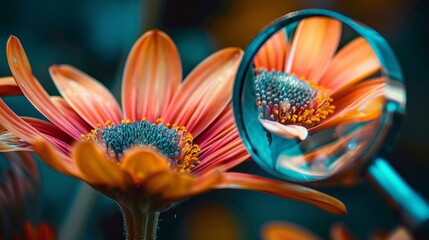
82, 119, 200, 173
254, 69, 335, 127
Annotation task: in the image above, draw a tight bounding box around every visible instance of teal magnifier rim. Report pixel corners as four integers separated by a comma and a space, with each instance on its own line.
232, 8, 406, 183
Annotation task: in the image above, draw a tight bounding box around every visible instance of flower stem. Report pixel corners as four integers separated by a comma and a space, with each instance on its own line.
119, 204, 160, 240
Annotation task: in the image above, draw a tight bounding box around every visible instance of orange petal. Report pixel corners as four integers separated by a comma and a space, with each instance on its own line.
165, 48, 243, 137
73, 141, 128, 189
120, 148, 169, 184
50, 96, 92, 135
330, 223, 357, 240
142, 171, 195, 200
33, 138, 79, 178
0, 77, 21, 96
6, 36, 83, 139
311, 78, 384, 132
189, 168, 223, 196
259, 118, 308, 140
254, 29, 288, 72
217, 172, 347, 215
318, 37, 381, 94
122, 30, 182, 122
0, 98, 47, 143
262, 222, 321, 240
194, 105, 249, 175
50, 65, 123, 128
286, 17, 342, 82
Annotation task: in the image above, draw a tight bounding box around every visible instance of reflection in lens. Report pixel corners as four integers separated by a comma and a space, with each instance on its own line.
247, 16, 388, 181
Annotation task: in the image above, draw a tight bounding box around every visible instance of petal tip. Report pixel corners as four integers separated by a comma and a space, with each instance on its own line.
259, 118, 308, 141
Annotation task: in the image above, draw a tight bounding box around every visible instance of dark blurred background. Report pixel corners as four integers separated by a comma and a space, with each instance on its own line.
0, 0, 428, 239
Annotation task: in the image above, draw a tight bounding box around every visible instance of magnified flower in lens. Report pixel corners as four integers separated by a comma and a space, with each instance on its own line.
0, 31, 346, 239
254, 17, 384, 140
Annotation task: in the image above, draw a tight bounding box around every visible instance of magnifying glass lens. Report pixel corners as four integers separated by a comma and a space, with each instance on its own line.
234, 12, 404, 183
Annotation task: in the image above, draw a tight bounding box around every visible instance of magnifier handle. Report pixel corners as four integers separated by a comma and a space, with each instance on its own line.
368, 157, 429, 239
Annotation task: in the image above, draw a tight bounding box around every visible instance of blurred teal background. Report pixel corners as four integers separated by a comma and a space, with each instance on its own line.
0, 0, 428, 239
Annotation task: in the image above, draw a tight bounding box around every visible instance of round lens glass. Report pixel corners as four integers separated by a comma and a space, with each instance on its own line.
233, 9, 405, 183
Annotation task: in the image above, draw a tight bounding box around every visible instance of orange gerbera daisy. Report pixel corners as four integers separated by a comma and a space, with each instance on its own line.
0, 30, 345, 239
254, 17, 384, 141
262, 221, 412, 240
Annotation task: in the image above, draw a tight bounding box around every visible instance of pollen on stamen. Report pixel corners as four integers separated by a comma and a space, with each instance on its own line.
254, 69, 335, 128
81, 118, 201, 173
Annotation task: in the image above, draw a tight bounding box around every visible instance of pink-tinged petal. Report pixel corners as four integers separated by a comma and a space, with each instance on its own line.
22, 117, 73, 144
0, 77, 21, 96
33, 138, 79, 178
217, 172, 347, 215
50, 96, 92, 135
254, 29, 288, 72
165, 48, 243, 137
194, 136, 249, 176
0, 99, 70, 154
285, 17, 342, 82
311, 78, 384, 132
122, 30, 182, 122
318, 37, 381, 94
0, 98, 47, 143
73, 141, 129, 189
259, 118, 308, 140
6, 36, 83, 139
193, 105, 250, 175
50, 65, 122, 127
262, 222, 321, 240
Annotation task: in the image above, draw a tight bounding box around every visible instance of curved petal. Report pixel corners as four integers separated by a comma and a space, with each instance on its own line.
122, 30, 182, 122
33, 138, 79, 178
73, 141, 129, 189
6, 36, 82, 139
142, 171, 195, 200
120, 148, 169, 184
254, 29, 288, 72
193, 104, 249, 175
50, 65, 122, 127
23, 117, 73, 145
311, 78, 384, 132
0, 98, 48, 143
0, 77, 21, 96
318, 37, 381, 94
164, 48, 243, 137
259, 118, 308, 140
285, 17, 342, 82
262, 222, 320, 240
50, 96, 92, 135
217, 172, 347, 215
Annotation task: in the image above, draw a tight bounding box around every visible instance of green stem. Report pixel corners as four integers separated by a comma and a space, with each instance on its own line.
119, 204, 160, 240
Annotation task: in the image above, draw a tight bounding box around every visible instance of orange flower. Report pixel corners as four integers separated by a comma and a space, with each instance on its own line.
254, 17, 384, 141
0, 30, 345, 239
17, 222, 56, 240
0, 152, 46, 239
262, 221, 412, 240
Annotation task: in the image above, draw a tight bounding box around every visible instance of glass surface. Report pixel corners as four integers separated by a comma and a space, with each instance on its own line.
233, 9, 405, 183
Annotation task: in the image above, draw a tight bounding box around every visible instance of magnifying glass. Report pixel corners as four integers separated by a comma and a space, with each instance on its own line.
232, 9, 429, 238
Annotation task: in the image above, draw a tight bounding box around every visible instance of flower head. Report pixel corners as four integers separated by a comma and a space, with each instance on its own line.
0, 30, 345, 217
0, 152, 45, 239
254, 17, 384, 141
